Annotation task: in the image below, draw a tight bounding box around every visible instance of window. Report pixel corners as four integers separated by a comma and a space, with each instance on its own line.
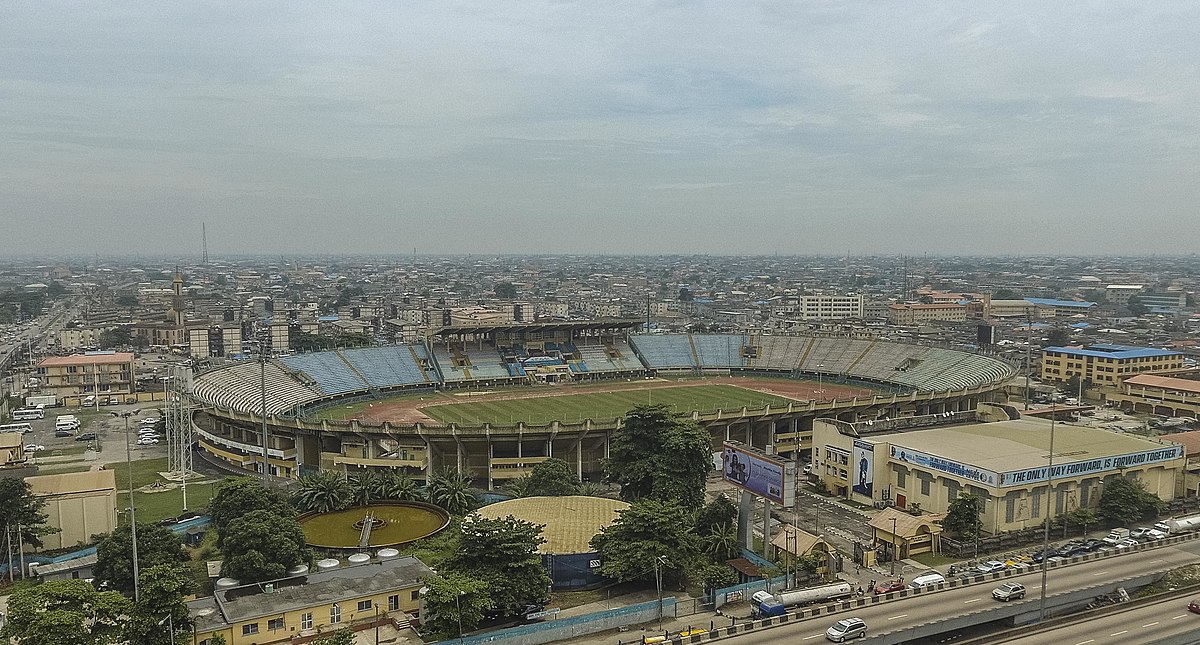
411, 590, 420, 601
919, 475, 931, 496
330, 604, 342, 624
1031, 487, 1042, 519
893, 466, 906, 488
389, 594, 400, 611
300, 612, 313, 631
242, 623, 259, 636
358, 599, 372, 611
268, 618, 284, 631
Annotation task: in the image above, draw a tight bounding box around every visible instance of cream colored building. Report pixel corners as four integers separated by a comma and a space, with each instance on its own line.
813, 409, 1184, 534
798, 294, 865, 321
34, 352, 136, 398
190, 555, 433, 645
26, 470, 118, 550
886, 303, 968, 325
0, 433, 27, 469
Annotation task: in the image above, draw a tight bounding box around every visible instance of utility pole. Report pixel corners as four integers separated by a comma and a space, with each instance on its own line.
1038, 415, 1057, 622
112, 410, 142, 602
655, 555, 669, 629
1025, 313, 1033, 410
890, 516, 898, 576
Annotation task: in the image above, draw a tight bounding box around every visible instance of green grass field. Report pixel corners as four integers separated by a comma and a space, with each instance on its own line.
109, 457, 218, 522
422, 384, 796, 426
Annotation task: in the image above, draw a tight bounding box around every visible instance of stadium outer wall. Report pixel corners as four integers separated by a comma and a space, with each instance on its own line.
191, 379, 1010, 488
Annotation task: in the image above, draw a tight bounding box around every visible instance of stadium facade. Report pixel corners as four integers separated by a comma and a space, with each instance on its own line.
189, 323, 1017, 488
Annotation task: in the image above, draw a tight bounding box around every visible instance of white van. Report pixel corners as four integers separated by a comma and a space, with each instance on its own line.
82, 395, 96, 407
55, 415, 80, 431
908, 572, 947, 590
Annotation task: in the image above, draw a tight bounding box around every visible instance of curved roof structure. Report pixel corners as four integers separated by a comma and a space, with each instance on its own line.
474, 495, 629, 555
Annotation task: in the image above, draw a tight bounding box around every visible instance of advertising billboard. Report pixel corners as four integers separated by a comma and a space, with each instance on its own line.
852, 440, 874, 498
721, 441, 796, 506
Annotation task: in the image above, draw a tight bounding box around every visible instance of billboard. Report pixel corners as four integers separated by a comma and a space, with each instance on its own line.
852, 440, 874, 498
721, 441, 796, 506
890, 444, 999, 487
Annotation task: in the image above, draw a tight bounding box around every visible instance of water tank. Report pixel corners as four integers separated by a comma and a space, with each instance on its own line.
317, 558, 340, 571
287, 564, 310, 577
377, 548, 399, 560
215, 577, 240, 589
348, 553, 371, 565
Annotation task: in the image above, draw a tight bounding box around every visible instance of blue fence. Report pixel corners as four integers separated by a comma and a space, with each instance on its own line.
440, 598, 675, 645
712, 572, 795, 609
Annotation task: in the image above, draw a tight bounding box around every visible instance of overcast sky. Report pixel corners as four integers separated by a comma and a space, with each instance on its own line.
3, 2, 1198, 257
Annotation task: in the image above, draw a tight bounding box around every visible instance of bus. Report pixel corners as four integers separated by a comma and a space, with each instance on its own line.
12, 408, 44, 420
0, 423, 33, 434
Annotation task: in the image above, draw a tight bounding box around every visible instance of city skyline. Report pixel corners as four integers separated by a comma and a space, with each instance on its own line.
4, 2, 1198, 256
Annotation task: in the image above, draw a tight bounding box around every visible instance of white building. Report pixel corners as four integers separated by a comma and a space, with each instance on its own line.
799, 294, 864, 320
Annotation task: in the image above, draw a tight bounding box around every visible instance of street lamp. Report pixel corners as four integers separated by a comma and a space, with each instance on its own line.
111, 409, 142, 603
817, 364, 825, 396
1038, 414, 1057, 622
455, 590, 466, 645
654, 555, 670, 629
890, 516, 898, 576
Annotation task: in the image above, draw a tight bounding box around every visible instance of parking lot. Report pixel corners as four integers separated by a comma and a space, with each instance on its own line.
13, 403, 168, 470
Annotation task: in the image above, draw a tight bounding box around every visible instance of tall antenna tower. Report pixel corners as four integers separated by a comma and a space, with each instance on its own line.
202, 223, 209, 264
166, 365, 196, 510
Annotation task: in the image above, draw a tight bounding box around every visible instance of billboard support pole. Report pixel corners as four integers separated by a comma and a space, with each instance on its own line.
761, 498, 770, 559
738, 491, 753, 550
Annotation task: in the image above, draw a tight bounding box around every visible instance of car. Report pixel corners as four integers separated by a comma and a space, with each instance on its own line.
140, 417, 158, 425
1116, 538, 1140, 548
54, 429, 74, 438
975, 561, 1007, 574
825, 617, 867, 642
75, 433, 97, 441
1056, 544, 1090, 558
1030, 547, 1057, 563
873, 578, 905, 594
1147, 529, 1168, 540
1003, 556, 1031, 569
1189, 598, 1200, 614
24, 444, 45, 452
136, 437, 159, 445
1081, 538, 1106, 552
992, 582, 1026, 602
1130, 527, 1153, 539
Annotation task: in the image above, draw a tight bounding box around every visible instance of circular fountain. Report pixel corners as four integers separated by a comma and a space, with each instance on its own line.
299, 501, 451, 551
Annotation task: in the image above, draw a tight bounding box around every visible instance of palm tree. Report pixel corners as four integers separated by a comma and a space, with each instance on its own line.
702, 522, 739, 561
350, 471, 382, 506
427, 467, 475, 515
294, 471, 353, 513
503, 475, 531, 498
379, 473, 423, 501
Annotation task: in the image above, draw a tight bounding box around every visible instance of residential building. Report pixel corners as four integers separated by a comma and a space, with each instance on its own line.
1022, 298, 1096, 318
885, 303, 968, 325
34, 352, 136, 398
798, 294, 864, 321
1040, 344, 1186, 385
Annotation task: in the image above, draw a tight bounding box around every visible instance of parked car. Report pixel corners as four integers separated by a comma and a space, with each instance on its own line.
136, 437, 159, 445
873, 579, 905, 594
76, 432, 97, 441
1030, 547, 1057, 563
54, 429, 74, 438
975, 561, 1007, 574
1081, 538, 1106, 552
1056, 543, 1090, 558
1116, 538, 1140, 548
1130, 527, 1153, 539
24, 444, 45, 452
992, 582, 1026, 602
826, 617, 867, 642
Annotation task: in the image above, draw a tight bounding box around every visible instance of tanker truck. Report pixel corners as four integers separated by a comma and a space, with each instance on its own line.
752, 582, 853, 618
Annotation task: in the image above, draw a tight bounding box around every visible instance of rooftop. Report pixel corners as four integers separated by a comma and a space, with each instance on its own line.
474, 495, 629, 555
1124, 373, 1200, 395
1024, 298, 1096, 308
37, 352, 134, 367
26, 470, 116, 497
1045, 344, 1181, 360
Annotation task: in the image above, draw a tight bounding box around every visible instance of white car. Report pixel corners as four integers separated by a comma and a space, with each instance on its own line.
136, 437, 159, 445
24, 444, 45, 452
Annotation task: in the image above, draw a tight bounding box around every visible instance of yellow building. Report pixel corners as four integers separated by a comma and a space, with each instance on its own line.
886, 303, 968, 325
26, 470, 118, 550
1040, 344, 1185, 385
1105, 373, 1200, 418
34, 352, 136, 399
812, 409, 1184, 534
0, 433, 28, 469
190, 555, 433, 645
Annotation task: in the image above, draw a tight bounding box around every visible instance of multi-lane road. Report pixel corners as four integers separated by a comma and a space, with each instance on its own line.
991, 592, 1199, 645
717, 537, 1200, 644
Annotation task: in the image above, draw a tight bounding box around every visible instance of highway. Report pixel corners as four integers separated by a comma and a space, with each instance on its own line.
991, 592, 1200, 645
715, 537, 1200, 644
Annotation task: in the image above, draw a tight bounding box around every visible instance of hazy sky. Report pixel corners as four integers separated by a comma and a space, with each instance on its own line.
3, 2, 1198, 257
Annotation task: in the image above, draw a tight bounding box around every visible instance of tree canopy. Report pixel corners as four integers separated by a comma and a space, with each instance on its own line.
209, 477, 295, 547
602, 405, 711, 508
590, 498, 702, 589
943, 493, 984, 539
220, 509, 311, 583
125, 564, 192, 645
0, 477, 56, 548
428, 468, 475, 515
418, 571, 493, 641
294, 471, 354, 513
524, 458, 580, 497
1098, 477, 1164, 525
1, 579, 131, 645
94, 521, 188, 597
448, 515, 551, 616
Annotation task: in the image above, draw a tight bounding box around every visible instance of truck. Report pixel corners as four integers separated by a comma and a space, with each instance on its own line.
1153, 513, 1200, 536
25, 395, 57, 408
751, 582, 853, 617
1102, 528, 1131, 545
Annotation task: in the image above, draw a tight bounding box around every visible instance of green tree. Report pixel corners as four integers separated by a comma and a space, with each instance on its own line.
943, 493, 983, 539
494, 282, 518, 298
503, 474, 532, 498
428, 468, 475, 515
0, 477, 56, 548
220, 509, 311, 583
209, 477, 294, 547
695, 494, 737, 536
98, 326, 133, 349
126, 564, 192, 645
699, 563, 738, 591
313, 627, 356, 645
1098, 477, 1164, 525
418, 572, 493, 641
116, 294, 139, 308
379, 472, 423, 501
992, 288, 1020, 300
1044, 328, 1071, 347
524, 458, 580, 497
94, 522, 188, 597
602, 405, 711, 508
701, 522, 739, 562
350, 470, 383, 506
206, 635, 227, 645
448, 516, 551, 616
590, 498, 702, 589
1, 579, 131, 645
294, 471, 353, 513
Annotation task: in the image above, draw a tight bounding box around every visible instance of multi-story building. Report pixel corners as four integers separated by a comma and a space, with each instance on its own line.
798, 294, 864, 320
1022, 298, 1096, 318
1105, 284, 1144, 305
189, 555, 434, 645
34, 351, 136, 399
885, 303, 968, 325
1040, 344, 1186, 385
57, 327, 111, 351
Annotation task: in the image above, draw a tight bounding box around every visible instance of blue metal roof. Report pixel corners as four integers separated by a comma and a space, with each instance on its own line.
1045, 344, 1180, 359
1025, 297, 1096, 308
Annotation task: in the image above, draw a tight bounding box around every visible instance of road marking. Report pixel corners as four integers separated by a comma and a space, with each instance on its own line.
1142, 622, 1159, 627
888, 614, 908, 621
1110, 631, 1127, 636
1172, 614, 1187, 620
963, 598, 981, 604
802, 635, 821, 640
1073, 640, 1094, 645
1091, 571, 1109, 576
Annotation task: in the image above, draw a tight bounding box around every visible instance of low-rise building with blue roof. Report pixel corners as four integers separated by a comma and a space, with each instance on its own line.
1041, 343, 1186, 385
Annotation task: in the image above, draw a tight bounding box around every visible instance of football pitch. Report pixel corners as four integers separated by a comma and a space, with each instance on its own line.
421, 384, 797, 426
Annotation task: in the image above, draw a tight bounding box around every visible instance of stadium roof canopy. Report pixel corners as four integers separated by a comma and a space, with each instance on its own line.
428, 319, 642, 337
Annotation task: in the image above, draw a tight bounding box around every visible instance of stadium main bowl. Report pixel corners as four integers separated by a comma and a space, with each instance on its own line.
299, 501, 450, 550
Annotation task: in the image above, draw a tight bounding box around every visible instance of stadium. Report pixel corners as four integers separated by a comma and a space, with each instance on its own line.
188, 322, 1018, 488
